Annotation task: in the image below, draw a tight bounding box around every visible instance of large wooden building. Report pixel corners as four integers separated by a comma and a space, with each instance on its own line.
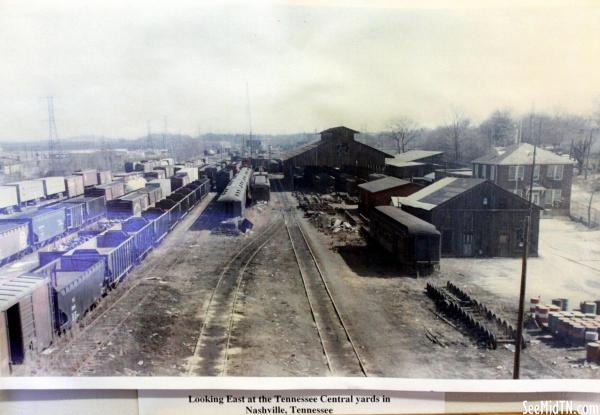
392, 177, 541, 257
282, 126, 393, 180
385, 150, 445, 179
472, 143, 574, 215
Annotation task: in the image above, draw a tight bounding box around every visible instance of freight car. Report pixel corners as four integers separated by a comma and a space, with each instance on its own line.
107, 191, 149, 219
63, 195, 106, 223
0, 222, 29, 265
84, 181, 125, 201
170, 172, 190, 191
217, 167, 252, 218
49, 256, 106, 332
41, 202, 85, 231
0, 185, 19, 213
0, 180, 212, 374
64, 175, 85, 198
64, 230, 135, 287
216, 169, 233, 193
74, 169, 98, 187
147, 178, 171, 198
96, 170, 113, 184
139, 184, 163, 207
369, 206, 441, 276
6, 180, 45, 206
37, 176, 66, 199
0, 208, 67, 248
250, 173, 270, 202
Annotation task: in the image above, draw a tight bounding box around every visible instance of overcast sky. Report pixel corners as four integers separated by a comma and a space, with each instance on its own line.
1, 0, 599, 140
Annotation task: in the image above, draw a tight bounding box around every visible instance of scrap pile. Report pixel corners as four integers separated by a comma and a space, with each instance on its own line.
426, 281, 519, 349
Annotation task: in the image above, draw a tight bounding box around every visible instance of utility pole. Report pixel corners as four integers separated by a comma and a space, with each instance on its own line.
47, 96, 61, 174
163, 116, 168, 155
245, 81, 252, 163
513, 118, 540, 379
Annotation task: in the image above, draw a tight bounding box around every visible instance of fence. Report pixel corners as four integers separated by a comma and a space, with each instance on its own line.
570, 200, 600, 228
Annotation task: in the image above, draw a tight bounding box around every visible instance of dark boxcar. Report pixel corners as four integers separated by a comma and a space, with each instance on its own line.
49, 257, 105, 331
65, 230, 135, 286
121, 217, 154, 261
42, 202, 84, 231
0, 222, 29, 265
0, 208, 66, 247
85, 182, 125, 202
251, 173, 270, 202
370, 206, 441, 276
217, 167, 252, 218
215, 169, 233, 193
139, 184, 163, 207
63, 195, 106, 223
142, 208, 170, 244
107, 191, 148, 219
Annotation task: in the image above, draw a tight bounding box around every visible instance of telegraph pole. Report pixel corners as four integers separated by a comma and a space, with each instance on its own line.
47, 96, 62, 174
513, 118, 540, 379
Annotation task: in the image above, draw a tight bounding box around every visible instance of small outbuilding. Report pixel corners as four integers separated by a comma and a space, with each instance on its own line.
357, 176, 422, 218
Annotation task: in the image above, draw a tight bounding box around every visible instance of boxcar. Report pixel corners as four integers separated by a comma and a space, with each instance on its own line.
170, 172, 190, 191
250, 173, 270, 202
139, 184, 163, 207
0, 208, 66, 247
107, 191, 148, 219
74, 169, 98, 187
6, 180, 45, 205
96, 170, 112, 185
154, 165, 175, 178
0, 186, 19, 213
48, 256, 105, 332
370, 206, 441, 276
0, 222, 29, 265
217, 167, 252, 219
38, 176, 66, 198
121, 217, 154, 261
85, 181, 125, 201
147, 178, 172, 198
216, 169, 233, 193
64, 175, 85, 198
0, 274, 53, 374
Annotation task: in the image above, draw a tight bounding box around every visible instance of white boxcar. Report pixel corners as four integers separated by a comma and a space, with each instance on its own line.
0, 186, 18, 210
64, 175, 85, 198
147, 178, 171, 198
176, 167, 199, 182
6, 180, 44, 204
122, 176, 146, 193
39, 176, 66, 197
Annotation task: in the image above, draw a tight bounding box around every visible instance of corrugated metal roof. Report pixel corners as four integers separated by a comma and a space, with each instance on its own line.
0, 274, 47, 312
473, 143, 575, 165
392, 178, 485, 211
375, 206, 439, 235
358, 176, 411, 193
388, 150, 444, 163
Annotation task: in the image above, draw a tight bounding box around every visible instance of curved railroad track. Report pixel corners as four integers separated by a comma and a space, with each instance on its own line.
274, 179, 368, 377
186, 217, 284, 376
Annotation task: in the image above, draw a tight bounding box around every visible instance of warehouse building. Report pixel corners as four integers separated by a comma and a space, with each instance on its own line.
392, 177, 541, 257
358, 176, 422, 218
385, 150, 445, 180
282, 126, 393, 182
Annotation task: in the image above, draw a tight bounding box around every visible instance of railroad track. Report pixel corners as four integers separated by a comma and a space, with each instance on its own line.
186, 217, 284, 376
274, 180, 368, 377
34, 194, 215, 375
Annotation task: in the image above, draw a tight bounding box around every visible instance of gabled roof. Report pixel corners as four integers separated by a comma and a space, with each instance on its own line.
473, 143, 575, 165
392, 178, 485, 211
389, 150, 444, 163
358, 176, 411, 193
320, 126, 359, 134
280, 140, 321, 161
375, 206, 440, 235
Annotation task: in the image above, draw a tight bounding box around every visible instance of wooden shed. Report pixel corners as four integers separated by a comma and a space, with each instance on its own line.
357, 176, 422, 218
392, 178, 542, 257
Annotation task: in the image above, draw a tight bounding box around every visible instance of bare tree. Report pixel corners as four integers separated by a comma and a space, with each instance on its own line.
387, 117, 419, 154
447, 112, 470, 161
587, 178, 600, 227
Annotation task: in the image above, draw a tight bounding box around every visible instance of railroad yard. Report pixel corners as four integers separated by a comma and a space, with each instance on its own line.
0, 128, 599, 380
7, 179, 596, 379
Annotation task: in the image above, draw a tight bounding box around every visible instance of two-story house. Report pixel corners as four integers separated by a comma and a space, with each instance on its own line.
472, 143, 574, 214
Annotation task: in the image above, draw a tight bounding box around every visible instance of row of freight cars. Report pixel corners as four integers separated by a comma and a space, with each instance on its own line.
0, 178, 211, 374
0, 169, 199, 268
0, 170, 113, 212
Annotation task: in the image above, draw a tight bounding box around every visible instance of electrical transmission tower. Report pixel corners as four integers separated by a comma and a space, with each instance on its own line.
47, 96, 63, 173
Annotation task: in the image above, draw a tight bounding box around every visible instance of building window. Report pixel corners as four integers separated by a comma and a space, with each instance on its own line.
490, 165, 496, 181
533, 165, 540, 181
552, 189, 562, 206
546, 165, 564, 180
474, 164, 479, 178
509, 165, 524, 181
482, 165, 487, 179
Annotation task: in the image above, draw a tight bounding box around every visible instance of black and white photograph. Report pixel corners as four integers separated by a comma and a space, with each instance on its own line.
0, 0, 600, 385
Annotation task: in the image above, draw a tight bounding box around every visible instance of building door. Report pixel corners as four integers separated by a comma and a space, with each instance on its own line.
498, 232, 509, 256
441, 230, 453, 255
532, 191, 540, 206
6, 303, 24, 365
463, 232, 473, 256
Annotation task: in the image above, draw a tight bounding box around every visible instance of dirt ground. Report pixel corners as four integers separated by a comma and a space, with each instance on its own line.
20, 187, 598, 379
